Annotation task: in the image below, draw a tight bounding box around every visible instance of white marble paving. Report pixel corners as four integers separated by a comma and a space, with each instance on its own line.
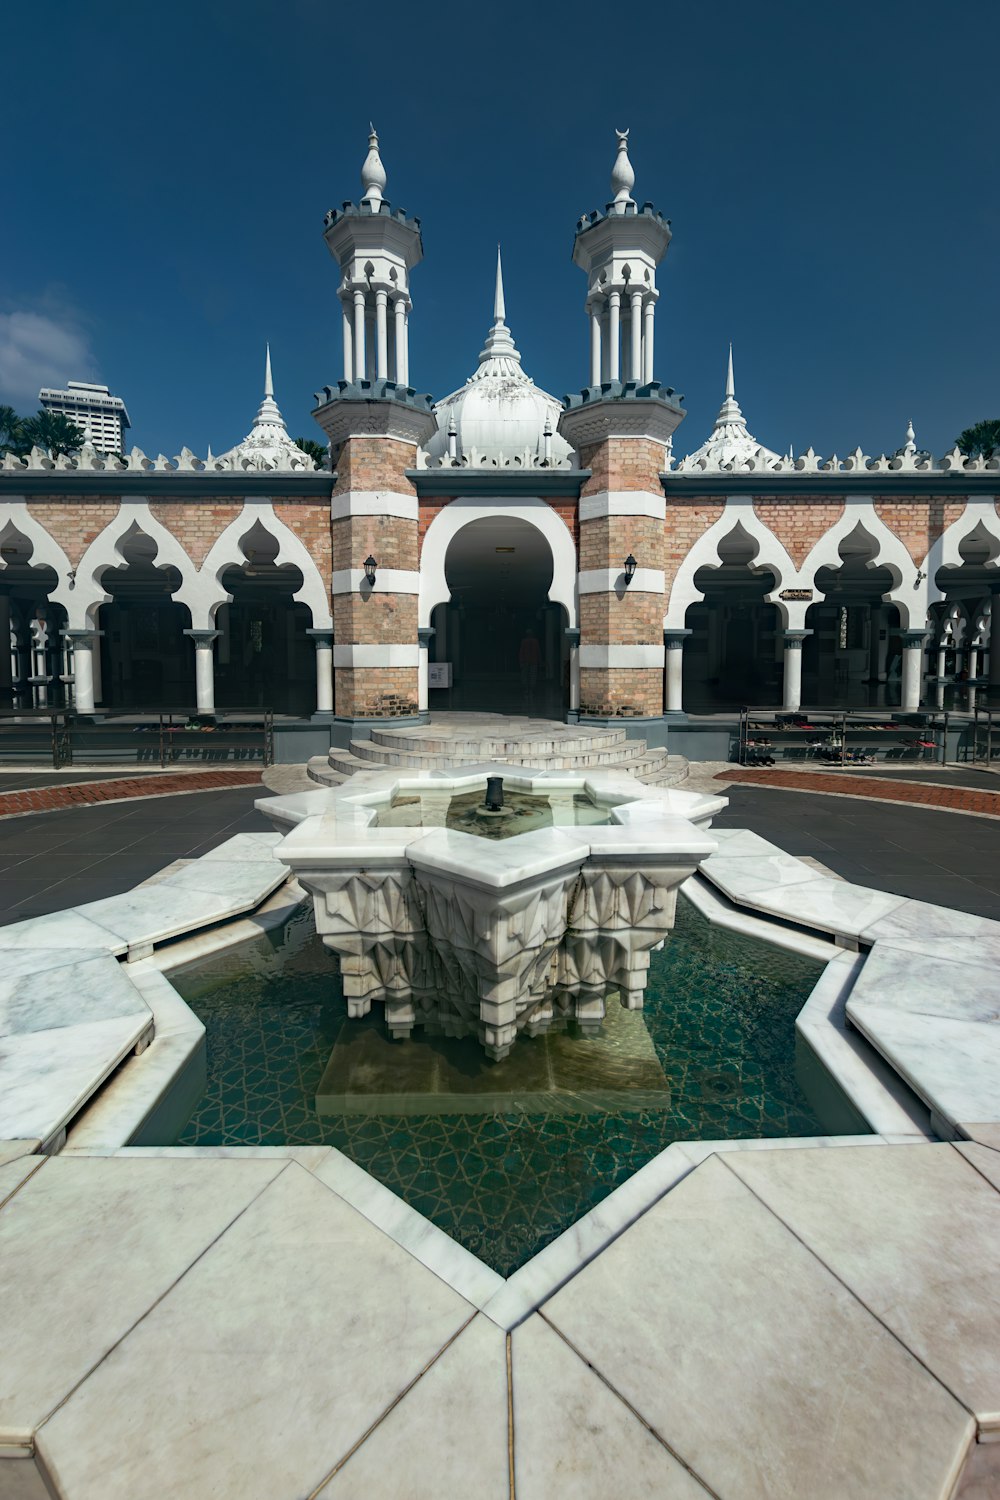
726, 872, 911, 939
0, 908, 123, 953
311, 1148, 503, 1308
511, 1314, 709, 1498
849, 943, 1000, 1023
543, 1154, 973, 1500
955, 1141, 1000, 1193
847, 1006, 1000, 1131
725, 1143, 1000, 1431
0, 952, 148, 1038
700, 850, 823, 898
316, 1315, 507, 1498
0, 1141, 39, 1169
36, 1164, 475, 1500
860, 899, 1000, 966
0, 1453, 53, 1500
959, 1125, 1000, 1153
0, 1155, 285, 1443
680, 872, 840, 961
0, 1154, 44, 1205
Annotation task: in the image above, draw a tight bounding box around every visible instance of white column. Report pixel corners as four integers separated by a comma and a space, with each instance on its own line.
341, 301, 353, 382
607, 291, 621, 381
401, 310, 410, 386
375, 289, 389, 379
184, 630, 220, 716
417, 627, 434, 712
901, 631, 927, 711
589, 304, 602, 385
664, 630, 690, 712
64, 630, 101, 714
630, 290, 643, 382
643, 298, 655, 383
352, 290, 367, 380
394, 298, 407, 383
308, 629, 334, 716
782, 632, 810, 711
566, 628, 580, 714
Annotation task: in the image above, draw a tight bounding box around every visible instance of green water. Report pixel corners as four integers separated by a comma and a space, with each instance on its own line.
376, 786, 613, 840
167, 897, 828, 1276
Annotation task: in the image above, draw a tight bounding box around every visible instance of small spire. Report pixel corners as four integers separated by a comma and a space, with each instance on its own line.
725, 344, 735, 401
610, 128, 636, 208
264, 342, 273, 399
361, 124, 386, 206
494, 245, 506, 325
904, 418, 916, 455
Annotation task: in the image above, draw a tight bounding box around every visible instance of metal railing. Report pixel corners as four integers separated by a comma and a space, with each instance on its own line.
0, 708, 274, 770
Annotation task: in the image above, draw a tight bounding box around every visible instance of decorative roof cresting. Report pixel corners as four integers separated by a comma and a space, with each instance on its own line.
676, 347, 781, 470
217, 346, 318, 471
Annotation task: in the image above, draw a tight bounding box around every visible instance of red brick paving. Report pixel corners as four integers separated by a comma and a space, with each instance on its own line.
718, 767, 1000, 817
0, 769, 263, 818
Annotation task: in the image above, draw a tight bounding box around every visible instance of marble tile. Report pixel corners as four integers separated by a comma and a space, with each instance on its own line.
511, 1314, 709, 1499
681, 874, 840, 962
734, 874, 910, 940
0, 1453, 54, 1500
192, 832, 283, 862
846, 1006, 1000, 1130
37, 1164, 475, 1500
697, 827, 783, 857
959, 1124, 1000, 1153
955, 1142, 1000, 1193
726, 1143, 1000, 1430
954, 1439, 1000, 1499
481, 1143, 695, 1331
312, 1148, 503, 1309
0, 1141, 39, 1168
0, 1012, 153, 1146
0, 1154, 45, 1206
702, 851, 828, 899
0, 909, 122, 954
860, 899, 1000, 966
543, 1155, 972, 1500
157, 860, 286, 902
316, 1315, 507, 1499
0, 1154, 285, 1443
848, 943, 1000, 1023
63, 1028, 205, 1152
408, 827, 590, 888
0, 953, 149, 1039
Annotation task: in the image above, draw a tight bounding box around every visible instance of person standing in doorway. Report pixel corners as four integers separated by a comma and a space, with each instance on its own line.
518, 626, 541, 707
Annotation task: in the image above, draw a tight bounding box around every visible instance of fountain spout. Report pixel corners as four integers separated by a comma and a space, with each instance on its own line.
483, 776, 504, 812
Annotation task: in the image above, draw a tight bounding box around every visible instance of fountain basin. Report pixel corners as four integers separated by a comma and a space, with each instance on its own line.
268, 767, 723, 1059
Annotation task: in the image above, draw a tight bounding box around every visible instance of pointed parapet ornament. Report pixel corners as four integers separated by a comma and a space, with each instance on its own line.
361, 123, 387, 206
611, 127, 636, 207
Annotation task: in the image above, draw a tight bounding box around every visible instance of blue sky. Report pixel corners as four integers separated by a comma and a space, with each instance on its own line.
1, 0, 996, 461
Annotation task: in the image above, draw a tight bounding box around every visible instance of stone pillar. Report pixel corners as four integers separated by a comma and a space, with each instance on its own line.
394, 298, 407, 383
417, 626, 435, 712
307, 629, 334, 718
352, 290, 367, 380
782, 631, 811, 711
560, 387, 685, 724
184, 630, 221, 716
607, 291, 621, 381
62, 629, 102, 715
341, 302, 353, 383
629, 290, 643, 381
565, 627, 580, 715
375, 289, 389, 379
315, 388, 435, 725
901, 630, 928, 711
642, 298, 655, 384
589, 305, 602, 385
664, 629, 691, 712
401, 311, 410, 386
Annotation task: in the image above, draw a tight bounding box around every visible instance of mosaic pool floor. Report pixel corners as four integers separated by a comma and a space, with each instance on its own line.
168, 897, 829, 1275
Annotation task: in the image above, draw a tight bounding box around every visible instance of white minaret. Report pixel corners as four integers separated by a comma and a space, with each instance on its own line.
572, 129, 673, 387
322, 127, 422, 388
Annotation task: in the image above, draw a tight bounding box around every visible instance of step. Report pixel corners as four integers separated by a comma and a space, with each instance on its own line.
348, 738, 653, 771
367, 727, 630, 757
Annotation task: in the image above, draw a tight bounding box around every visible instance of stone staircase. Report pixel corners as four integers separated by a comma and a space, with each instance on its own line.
308, 714, 687, 789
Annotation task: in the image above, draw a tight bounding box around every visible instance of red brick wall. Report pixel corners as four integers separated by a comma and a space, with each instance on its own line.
579, 667, 662, 718
148, 501, 245, 569
334, 667, 418, 718
663, 499, 726, 599
26, 499, 121, 568
579, 437, 665, 496
333, 592, 417, 643
416, 496, 578, 560
873, 496, 968, 565
751, 498, 846, 569
332, 437, 417, 497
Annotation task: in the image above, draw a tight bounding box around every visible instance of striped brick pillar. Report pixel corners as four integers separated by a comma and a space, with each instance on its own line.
313, 383, 435, 726
560, 387, 685, 722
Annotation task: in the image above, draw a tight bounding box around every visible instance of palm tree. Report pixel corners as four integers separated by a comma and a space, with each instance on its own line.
294, 436, 329, 468
0, 405, 23, 455
956, 420, 1000, 459
17, 411, 85, 457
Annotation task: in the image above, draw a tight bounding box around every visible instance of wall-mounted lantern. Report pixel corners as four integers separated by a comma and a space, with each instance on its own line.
363, 555, 378, 588
623, 554, 637, 587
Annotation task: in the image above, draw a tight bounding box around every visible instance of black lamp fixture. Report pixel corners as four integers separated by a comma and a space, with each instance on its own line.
623, 553, 638, 586
363, 555, 378, 588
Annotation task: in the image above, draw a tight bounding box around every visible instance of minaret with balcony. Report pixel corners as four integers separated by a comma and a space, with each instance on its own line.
559, 130, 686, 730
313, 128, 434, 734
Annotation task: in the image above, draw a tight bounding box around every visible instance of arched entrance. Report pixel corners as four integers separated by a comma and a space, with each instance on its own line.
0, 526, 66, 709
682, 524, 781, 711
430, 515, 566, 716
804, 525, 900, 708
215, 522, 314, 716
97, 527, 192, 710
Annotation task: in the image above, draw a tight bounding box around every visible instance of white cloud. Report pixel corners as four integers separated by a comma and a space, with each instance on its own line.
0, 307, 99, 408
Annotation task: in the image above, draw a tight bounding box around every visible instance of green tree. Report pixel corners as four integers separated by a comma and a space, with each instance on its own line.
0, 405, 23, 455
294, 436, 329, 468
955, 419, 1000, 459
18, 411, 85, 457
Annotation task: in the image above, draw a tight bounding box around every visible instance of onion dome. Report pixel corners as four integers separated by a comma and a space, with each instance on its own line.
424, 249, 573, 468
681, 347, 780, 467
218, 347, 317, 471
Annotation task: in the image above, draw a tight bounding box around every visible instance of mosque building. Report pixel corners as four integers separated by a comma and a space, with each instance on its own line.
0, 128, 997, 761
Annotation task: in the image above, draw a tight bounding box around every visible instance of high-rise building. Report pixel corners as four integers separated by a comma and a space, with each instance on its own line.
38, 380, 130, 454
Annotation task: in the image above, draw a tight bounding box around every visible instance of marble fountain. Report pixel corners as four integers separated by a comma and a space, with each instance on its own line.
262, 766, 722, 1060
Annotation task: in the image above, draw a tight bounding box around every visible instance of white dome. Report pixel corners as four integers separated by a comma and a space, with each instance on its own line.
680, 347, 780, 469
423, 253, 574, 469
217, 347, 317, 472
